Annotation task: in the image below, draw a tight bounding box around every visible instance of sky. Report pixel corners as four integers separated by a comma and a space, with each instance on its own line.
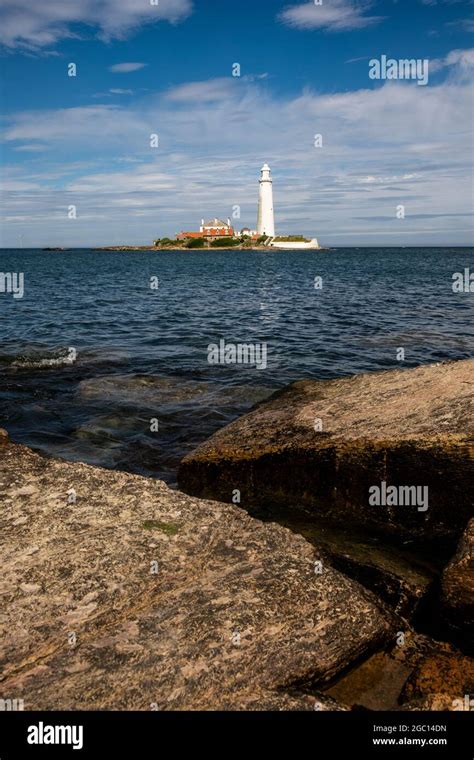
0, 0, 473, 247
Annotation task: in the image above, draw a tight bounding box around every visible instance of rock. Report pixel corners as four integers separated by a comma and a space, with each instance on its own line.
218, 691, 350, 711
266, 514, 436, 619
441, 519, 474, 645
320, 544, 434, 621
397, 694, 458, 711
399, 652, 474, 706
325, 650, 413, 710
0, 440, 394, 710
324, 631, 469, 711
322, 630, 455, 711
178, 360, 474, 542
388, 630, 456, 672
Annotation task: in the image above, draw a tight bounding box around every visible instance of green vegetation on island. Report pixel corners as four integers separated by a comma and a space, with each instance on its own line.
184, 237, 206, 248
210, 236, 241, 248
149, 234, 272, 250
153, 238, 176, 247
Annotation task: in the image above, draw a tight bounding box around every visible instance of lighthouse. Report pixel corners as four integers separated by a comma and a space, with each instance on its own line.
256, 163, 275, 237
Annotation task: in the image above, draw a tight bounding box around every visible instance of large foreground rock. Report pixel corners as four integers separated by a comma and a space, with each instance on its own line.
178, 360, 474, 541
0, 434, 394, 710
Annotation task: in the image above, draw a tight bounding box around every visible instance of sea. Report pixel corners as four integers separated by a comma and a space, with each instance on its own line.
0, 247, 472, 484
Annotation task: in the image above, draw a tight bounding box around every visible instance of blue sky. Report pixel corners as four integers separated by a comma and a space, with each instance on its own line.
1, 0, 473, 246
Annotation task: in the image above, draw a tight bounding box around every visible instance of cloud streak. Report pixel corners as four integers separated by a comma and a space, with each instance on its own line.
279, 0, 384, 32
0, 0, 192, 50
109, 62, 147, 73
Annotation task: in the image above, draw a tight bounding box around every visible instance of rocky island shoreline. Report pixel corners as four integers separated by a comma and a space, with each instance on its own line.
1, 360, 472, 711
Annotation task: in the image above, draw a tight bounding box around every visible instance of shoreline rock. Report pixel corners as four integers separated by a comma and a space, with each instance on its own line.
0, 439, 395, 710
178, 360, 474, 543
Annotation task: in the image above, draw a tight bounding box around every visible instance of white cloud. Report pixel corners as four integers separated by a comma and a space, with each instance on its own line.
109, 63, 147, 73
279, 0, 384, 32
164, 78, 241, 103
1, 180, 42, 191
346, 55, 370, 64
0, 0, 192, 50
66, 166, 175, 194
454, 18, 474, 33
12, 144, 48, 152
430, 48, 474, 73
93, 89, 135, 99
2, 105, 145, 143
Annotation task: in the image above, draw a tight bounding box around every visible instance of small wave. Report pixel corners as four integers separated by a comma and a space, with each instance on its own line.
10, 348, 78, 370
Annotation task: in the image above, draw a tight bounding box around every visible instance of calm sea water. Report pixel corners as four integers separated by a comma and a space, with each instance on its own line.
0, 247, 472, 483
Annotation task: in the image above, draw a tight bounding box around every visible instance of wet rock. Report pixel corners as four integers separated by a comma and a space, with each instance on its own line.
178, 360, 474, 542
440, 519, 474, 645
324, 631, 466, 711
325, 650, 413, 711
0, 440, 394, 710
399, 652, 474, 706
78, 374, 272, 411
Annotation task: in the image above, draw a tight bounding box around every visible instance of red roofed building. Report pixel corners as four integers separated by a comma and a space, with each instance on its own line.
176, 218, 234, 241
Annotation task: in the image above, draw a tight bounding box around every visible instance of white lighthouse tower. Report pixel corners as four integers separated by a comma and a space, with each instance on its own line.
256, 163, 275, 237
